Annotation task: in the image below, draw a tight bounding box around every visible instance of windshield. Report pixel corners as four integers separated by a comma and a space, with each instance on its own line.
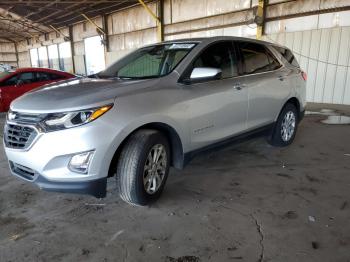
98, 43, 196, 79
0, 71, 12, 80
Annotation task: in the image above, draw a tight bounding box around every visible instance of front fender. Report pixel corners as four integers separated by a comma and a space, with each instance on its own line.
102, 114, 188, 175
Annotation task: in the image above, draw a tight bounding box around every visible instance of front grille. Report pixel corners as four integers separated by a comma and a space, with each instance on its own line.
4, 123, 38, 150
9, 161, 36, 181
8, 111, 46, 125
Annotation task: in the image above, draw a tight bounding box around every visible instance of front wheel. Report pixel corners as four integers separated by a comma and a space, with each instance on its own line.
116, 129, 170, 206
268, 103, 298, 147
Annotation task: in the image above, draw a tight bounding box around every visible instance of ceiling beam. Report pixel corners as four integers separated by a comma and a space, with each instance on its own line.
0, 17, 47, 33
0, 0, 143, 41
38, 0, 130, 27
22, 0, 60, 19
0, 0, 135, 4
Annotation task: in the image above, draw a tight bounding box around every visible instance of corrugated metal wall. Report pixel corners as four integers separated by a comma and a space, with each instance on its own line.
0, 42, 17, 67
106, 3, 158, 65
264, 27, 350, 105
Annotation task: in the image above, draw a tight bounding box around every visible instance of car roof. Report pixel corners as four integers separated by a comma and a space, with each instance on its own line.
15, 67, 74, 75
160, 36, 275, 46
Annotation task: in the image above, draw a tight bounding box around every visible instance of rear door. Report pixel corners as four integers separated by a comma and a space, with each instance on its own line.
35, 71, 56, 87
237, 41, 291, 129
185, 41, 248, 151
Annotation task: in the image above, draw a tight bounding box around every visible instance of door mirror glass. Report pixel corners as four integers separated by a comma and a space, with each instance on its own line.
190, 67, 222, 81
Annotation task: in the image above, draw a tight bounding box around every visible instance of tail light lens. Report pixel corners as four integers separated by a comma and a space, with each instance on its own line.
301, 71, 307, 81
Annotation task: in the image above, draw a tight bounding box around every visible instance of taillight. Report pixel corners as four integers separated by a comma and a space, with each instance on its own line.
301, 71, 307, 81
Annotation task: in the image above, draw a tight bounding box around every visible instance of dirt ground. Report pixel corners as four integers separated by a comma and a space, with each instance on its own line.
0, 108, 349, 262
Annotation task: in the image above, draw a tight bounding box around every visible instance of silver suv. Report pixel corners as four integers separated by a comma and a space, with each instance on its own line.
3, 37, 306, 206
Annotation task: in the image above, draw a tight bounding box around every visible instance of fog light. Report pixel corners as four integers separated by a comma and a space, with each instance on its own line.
69, 151, 94, 174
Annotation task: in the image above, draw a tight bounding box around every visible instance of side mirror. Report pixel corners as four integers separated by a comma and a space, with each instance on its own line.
187, 67, 222, 83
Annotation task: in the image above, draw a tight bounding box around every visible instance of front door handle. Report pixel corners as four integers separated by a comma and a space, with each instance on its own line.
278, 76, 285, 81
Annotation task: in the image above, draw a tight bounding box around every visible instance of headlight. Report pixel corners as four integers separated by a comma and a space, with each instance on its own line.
42, 104, 113, 132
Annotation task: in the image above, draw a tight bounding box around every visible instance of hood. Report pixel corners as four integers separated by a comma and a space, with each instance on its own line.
10, 77, 160, 113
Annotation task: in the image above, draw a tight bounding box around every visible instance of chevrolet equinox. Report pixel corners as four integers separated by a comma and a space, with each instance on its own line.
3, 37, 306, 205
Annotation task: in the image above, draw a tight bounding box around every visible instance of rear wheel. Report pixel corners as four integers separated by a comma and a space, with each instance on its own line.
268, 103, 298, 147
116, 129, 170, 206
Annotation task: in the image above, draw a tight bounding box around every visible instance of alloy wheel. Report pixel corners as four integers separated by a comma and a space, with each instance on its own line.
281, 111, 296, 142
143, 144, 167, 194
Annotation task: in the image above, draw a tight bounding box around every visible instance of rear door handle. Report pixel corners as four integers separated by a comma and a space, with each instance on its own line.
233, 85, 242, 90
233, 83, 246, 90
278, 76, 285, 81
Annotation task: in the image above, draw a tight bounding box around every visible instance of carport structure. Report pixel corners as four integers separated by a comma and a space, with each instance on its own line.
0, 1, 350, 262
1, 0, 350, 105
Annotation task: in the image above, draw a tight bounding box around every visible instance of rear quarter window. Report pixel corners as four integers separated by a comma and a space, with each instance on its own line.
274, 46, 299, 68
50, 73, 66, 80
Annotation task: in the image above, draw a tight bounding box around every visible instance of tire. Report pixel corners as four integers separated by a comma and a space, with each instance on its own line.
268, 103, 299, 147
116, 129, 170, 206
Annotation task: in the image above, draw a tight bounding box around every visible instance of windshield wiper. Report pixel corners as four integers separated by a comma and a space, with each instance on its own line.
116, 75, 160, 80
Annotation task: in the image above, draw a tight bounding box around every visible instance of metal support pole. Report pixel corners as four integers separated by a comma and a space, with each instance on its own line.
68, 25, 76, 73
138, 0, 164, 42
157, 0, 164, 42
14, 41, 19, 68
256, 0, 265, 40
102, 14, 110, 52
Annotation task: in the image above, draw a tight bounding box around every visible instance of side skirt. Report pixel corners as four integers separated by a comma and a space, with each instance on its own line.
183, 123, 275, 167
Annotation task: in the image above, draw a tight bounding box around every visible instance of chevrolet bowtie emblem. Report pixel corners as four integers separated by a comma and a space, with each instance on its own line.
8, 112, 16, 120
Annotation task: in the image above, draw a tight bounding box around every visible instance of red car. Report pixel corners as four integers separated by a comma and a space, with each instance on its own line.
0, 68, 75, 112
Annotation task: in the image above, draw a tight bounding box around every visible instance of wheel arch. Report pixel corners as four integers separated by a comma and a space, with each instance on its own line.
285, 97, 301, 119
108, 122, 185, 177
275, 97, 301, 121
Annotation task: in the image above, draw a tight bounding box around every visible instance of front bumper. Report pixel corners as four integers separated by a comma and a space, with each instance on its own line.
8, 161, 107, 197
4, 111, 126, 198
35, 175, 107, 198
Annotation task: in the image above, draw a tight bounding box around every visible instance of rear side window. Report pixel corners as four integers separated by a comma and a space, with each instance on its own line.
36, 72, 66, 81
19, 72, 35, 84
238, 42, 280, 75
274, 46, 299, 68
192, 41, 239, 79
36, 72, 51, 81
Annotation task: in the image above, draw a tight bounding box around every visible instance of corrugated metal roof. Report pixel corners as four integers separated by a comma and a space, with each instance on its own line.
0, 0, 142, 41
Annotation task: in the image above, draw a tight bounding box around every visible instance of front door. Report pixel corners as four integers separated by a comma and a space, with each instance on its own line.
185, 41, 248, 151
1, 72, 40, 111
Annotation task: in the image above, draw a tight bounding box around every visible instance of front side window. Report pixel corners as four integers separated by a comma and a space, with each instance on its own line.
19, 72, 35, 84
192, 41, 239, 79
100, 43, 196, 79
239, 42, 280, 75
